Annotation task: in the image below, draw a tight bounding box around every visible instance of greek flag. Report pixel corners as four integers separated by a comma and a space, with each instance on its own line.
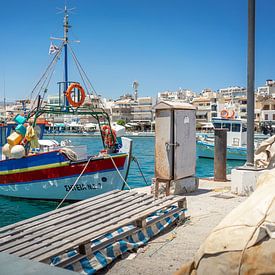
49, 42, 59, 55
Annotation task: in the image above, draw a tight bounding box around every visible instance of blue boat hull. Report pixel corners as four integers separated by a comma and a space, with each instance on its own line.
197, 140, 247, 160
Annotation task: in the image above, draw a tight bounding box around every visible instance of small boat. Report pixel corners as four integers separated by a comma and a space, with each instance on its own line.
0, 8, 132, 201
197, 117, 247, 160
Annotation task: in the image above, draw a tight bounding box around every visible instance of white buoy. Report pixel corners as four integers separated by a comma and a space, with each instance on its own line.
10, 145, 25, 159
2, 143, 12, 157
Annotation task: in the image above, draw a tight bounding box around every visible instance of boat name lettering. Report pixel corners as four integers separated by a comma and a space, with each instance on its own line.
64, 183, 102, 192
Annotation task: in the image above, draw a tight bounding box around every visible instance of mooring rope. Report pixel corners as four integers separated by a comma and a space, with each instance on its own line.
132, 156, 149, 186
56, 153, 131, 209
107, 154, 132, 191
55, 155, 94, 209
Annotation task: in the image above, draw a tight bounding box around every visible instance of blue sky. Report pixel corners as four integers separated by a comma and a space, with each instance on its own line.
0, 0, 275, 101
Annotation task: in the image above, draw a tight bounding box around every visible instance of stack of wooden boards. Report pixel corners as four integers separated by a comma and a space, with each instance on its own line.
0, 190, 186, 272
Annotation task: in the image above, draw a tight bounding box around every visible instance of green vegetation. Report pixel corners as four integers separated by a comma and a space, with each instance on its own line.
116, 119, 126, 126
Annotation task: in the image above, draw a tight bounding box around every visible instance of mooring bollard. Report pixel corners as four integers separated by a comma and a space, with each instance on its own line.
214, 128, 227, 181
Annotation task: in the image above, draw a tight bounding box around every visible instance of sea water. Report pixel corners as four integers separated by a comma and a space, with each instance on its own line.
0, 136, 244, 227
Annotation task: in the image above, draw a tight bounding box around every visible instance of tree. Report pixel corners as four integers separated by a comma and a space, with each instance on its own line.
116, 119, 126, 126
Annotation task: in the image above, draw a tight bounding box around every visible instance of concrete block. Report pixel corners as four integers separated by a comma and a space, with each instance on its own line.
231, 168, 266, 196
173, 176, 198, 194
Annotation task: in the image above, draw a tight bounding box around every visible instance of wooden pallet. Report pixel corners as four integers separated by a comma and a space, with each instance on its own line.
0, 190, 186, 267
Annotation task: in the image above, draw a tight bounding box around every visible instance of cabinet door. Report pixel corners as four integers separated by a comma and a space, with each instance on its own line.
155, 109, 173, 180
174, 110, 196, 179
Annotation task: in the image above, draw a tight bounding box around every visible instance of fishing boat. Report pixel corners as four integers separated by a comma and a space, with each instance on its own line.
197, 117, 247, 160
0, 8, 132, 201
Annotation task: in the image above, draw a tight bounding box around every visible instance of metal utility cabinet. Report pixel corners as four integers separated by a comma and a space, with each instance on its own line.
154, 101, 197, 194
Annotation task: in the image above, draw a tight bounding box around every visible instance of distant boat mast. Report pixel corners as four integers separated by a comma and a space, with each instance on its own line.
63, 6, 69, 107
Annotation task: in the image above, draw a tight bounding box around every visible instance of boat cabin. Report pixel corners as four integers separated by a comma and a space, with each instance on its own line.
212, 118, 247, 147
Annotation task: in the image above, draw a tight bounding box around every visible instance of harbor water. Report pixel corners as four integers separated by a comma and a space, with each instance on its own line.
0, 136, 245, 227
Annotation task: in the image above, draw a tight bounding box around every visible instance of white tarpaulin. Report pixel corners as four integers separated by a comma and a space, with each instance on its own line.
177, 169, 275, 275
255, 135, 275, 169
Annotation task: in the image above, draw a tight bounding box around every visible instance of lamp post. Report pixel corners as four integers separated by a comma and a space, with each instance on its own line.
246, 0, 255, 166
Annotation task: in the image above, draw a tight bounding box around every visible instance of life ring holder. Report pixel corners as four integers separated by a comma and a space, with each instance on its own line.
65, 83, 86, 108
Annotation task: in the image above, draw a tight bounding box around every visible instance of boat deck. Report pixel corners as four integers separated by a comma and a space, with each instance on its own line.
0, 190, 186, 268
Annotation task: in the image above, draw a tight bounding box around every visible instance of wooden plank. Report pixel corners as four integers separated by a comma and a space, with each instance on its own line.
40, 199, 185, 261
1, 193, 152, 253
78, 243, 92, 256
12, 194, 156, 257
0, 191, 140, 246
0, 191, 131, 242
0, 193, 147, 252
27, 196, 184, 261
57, 206, 184, 268
0, 190, 123, 235
15, 195, 171, 259
4, 194, 154, 255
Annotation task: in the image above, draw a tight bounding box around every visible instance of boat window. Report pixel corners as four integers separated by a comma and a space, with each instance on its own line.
232, 123, 241, 132
213, 123, 221, 129
242, 124, 247, 132
222, 123, 231, 131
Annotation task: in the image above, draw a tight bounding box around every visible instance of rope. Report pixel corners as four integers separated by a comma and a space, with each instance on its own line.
107, 154, 132, 190
67, 43, 104, 108
55, 155, 93, 209
56, 153, 131, 209
30, 43, 64, 108
132, 156, 149, 186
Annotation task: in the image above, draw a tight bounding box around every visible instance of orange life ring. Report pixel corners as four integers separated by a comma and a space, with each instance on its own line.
65, 83, 86, 108
221, 110, 229, 118
101, 125, 117, 147
228, 110, 235, 119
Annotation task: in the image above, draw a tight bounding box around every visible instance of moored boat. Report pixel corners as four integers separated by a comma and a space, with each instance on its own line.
0, 8, 132, 201
196, 117, 247, 160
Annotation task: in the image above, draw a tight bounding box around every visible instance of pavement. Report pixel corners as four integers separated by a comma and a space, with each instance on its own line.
99, 178, 247, 275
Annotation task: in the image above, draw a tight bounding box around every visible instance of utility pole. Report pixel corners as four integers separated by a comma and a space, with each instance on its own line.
246, 0, 255, 166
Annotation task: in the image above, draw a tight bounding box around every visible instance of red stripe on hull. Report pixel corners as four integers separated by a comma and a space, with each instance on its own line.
0, 156, 126, 184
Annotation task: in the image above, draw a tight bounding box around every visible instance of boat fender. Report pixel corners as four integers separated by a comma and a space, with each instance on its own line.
10, 145, 25, 159
2, 143, 12, 157
65, 83, 86, 108
101, 125, 117, 147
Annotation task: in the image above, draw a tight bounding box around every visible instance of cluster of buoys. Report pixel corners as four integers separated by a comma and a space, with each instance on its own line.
101, 125, 117, 147
3, 114, 27, 159
221, 109, 235, 119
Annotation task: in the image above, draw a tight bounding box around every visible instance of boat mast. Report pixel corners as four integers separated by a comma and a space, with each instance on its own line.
63, 6, 70, 107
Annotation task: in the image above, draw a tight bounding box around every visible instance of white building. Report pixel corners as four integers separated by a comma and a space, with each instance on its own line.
257, 80, 275, 97
219, 86, 247, 98
157, 88, 195, 103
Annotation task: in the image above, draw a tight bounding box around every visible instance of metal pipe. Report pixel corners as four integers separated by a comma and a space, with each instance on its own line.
214, 129, 227, 182
246, 0, 255, 166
